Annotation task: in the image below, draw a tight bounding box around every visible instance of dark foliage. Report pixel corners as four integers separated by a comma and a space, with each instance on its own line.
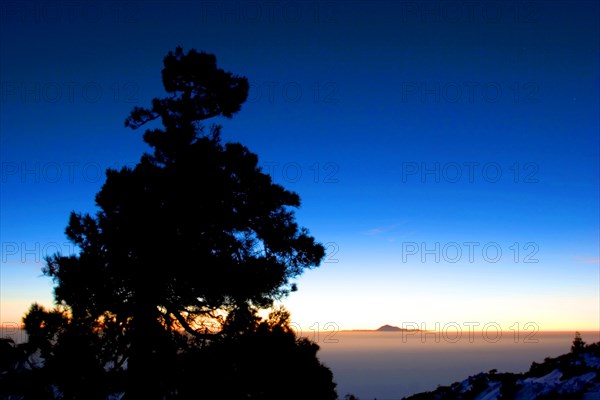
5, 47, 336, 400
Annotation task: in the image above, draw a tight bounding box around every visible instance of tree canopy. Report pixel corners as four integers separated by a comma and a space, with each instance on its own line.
5, 47, 336, 400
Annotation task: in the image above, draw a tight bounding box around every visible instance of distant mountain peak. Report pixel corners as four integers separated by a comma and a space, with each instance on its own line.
376, 324, 402, 331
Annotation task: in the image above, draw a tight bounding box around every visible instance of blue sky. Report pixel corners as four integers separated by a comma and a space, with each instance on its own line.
1, 1, 599, 334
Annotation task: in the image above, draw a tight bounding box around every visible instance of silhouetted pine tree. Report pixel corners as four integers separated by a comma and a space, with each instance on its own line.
571, 331, 586, 353
14, 47, 336, 400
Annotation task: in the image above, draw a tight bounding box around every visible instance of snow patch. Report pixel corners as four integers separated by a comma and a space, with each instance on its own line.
521, 368, 562, 385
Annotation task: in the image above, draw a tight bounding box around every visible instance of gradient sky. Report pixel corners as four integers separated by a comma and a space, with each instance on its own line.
1, 1, 599, 336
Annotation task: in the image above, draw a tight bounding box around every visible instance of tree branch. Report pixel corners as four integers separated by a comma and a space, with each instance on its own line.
167, 307, 216, 339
